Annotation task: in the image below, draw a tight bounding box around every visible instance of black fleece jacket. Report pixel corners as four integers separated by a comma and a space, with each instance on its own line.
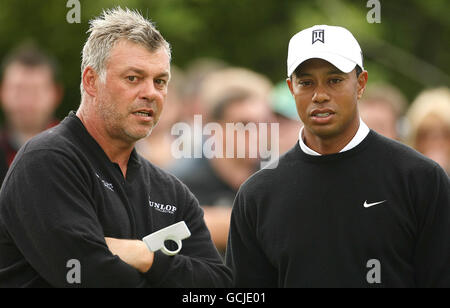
0, 112, 232, 287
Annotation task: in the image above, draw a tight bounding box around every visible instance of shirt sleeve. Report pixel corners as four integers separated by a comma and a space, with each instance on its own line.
0, 148, 154, 287
413, 164, 450, 287
225, 188, 278, 287
144, 183, 232, 287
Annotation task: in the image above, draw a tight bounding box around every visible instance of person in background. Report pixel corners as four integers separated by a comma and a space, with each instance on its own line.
179, 58, 228, 123
270, 80, 303, 155
0, 43, 63, 184
359, 83, 407, 141
171, 67, 274, 255
406, 87, 450, 175
162, 58, 228, 174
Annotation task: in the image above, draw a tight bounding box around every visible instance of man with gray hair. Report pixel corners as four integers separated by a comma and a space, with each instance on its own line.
0, 7, 232, 287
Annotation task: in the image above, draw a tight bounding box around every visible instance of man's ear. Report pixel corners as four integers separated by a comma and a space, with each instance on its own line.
357, 70, 368, 100
82, 66, 100, 98
286, 77, 295, 96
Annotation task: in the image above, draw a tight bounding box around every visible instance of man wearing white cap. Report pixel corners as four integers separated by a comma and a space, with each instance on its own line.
226, 25, 450, 287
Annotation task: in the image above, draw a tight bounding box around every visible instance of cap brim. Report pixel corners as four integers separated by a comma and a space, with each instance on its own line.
288, 51, 359, 77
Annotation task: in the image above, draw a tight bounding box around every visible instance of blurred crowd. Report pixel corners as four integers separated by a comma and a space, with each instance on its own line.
1, 42, 449, 255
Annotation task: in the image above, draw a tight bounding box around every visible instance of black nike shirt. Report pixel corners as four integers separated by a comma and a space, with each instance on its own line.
0, 112, 232, 287
226, 130, 450, 287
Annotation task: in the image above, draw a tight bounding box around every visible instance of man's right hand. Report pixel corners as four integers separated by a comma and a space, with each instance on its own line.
104, 237, 154, 273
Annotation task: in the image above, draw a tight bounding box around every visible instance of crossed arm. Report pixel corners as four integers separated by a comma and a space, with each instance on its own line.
104, 237, 154, 273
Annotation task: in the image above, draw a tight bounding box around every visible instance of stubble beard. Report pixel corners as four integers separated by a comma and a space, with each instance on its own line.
96, 96, 158, 144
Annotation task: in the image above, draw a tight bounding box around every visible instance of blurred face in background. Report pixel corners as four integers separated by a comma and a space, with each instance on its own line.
275, 114, 302, 154
219, 96, 274, 166
359, 101, 398, 140
0, 63, 60, 134
414, 114, 450, 174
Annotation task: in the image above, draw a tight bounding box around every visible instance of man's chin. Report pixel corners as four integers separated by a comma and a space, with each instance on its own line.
124, 127, 154, 142
308, 124, 341, 139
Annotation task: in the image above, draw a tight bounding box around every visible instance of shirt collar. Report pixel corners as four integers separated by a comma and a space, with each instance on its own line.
66, 111, 142, 169
298, 118, 370, 156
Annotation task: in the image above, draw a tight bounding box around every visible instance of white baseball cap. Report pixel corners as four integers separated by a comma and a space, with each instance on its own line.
287, 25, 364, 77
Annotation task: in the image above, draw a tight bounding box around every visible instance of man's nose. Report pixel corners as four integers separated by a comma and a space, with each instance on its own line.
312, 85, 330, 104
140, 80, 159, 101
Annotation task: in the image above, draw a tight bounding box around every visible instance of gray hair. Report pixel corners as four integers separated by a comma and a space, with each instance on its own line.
80, 7, 171, 96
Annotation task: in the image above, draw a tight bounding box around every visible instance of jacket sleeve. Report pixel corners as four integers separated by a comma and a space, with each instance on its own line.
225, 188, 278, 287
144, 183, 232, 287
0, 149, 154, 287
413, 164, 450, 287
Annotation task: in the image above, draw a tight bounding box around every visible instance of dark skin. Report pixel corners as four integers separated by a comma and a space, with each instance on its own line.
286, 58, 368, 154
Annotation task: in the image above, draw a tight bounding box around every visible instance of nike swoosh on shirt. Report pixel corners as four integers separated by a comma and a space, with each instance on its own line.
363, 200, 386, 208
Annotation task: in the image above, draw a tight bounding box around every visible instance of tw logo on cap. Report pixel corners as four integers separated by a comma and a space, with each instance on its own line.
312, 29, 324, 44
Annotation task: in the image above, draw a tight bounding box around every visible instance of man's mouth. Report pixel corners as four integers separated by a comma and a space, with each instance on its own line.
313, 112, 332, 118
133, 109, 154, 118
310, 108, 335, 123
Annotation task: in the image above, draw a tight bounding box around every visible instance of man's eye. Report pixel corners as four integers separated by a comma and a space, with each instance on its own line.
330, 78, 342, 84
155, 79, 167, 86
127, 76, 138, 82
299, 81, 312, 86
